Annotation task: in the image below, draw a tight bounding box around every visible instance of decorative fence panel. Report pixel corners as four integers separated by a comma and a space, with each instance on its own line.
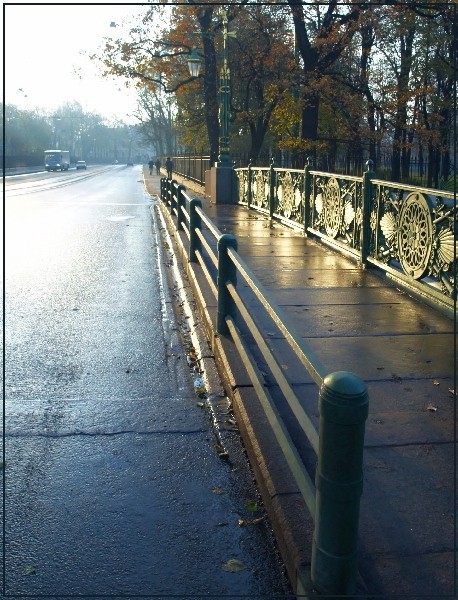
251, 168, 271, 212
276, 169, 306, 226
368, 181, 456, 302
307, 172, 364, 258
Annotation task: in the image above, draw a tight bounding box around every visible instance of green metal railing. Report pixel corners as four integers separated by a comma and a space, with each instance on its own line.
235, 161, 457, 315
168, 155, 211, 186
159, 176, 369, 596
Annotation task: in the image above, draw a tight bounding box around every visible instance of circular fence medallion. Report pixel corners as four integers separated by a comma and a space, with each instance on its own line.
322, 177, 342, 238
397, 193, 433, 279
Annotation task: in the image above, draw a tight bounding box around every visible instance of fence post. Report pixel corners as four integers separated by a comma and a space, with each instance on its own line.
303, 157, 312, 233
311, 371, 368, 596
247, 159, 253, 209
360, 159, 375, 266
170, 179, 178, 215
269, 157, 276, 218
165, 178, 172, 209
217, 234, 238, 335
177, 184, 186, 231
189, 199, 202, 263
160, 177, 166, 202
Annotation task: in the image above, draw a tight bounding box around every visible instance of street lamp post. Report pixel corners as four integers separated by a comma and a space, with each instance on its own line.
217, 10, 231, 168
186, 9, 235, 203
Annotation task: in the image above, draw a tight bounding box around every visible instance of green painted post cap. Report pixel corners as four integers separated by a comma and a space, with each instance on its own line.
320, 371, 369, 424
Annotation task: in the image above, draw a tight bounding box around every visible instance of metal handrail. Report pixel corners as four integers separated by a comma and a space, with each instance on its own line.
225, 314, 317, 518
226, 280, 320, 454
164, 178, 323, 493
160, 177, 368, 596
227, 246, 326, 386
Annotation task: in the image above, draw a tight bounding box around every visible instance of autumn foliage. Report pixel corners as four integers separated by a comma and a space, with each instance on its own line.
99, 0, 457, 184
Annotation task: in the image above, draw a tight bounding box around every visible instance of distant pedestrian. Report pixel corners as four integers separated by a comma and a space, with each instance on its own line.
155, 158, 161, 175
165, 157, 173, 179
148, 158, 154, 175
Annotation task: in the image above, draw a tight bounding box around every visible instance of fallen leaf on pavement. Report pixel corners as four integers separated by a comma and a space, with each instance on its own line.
222, 559, 245, 572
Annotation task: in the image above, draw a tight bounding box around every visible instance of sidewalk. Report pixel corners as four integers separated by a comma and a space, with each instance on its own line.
145, 169, 456, 598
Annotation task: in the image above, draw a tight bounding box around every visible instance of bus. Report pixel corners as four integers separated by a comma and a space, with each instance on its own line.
44, 150, 70, 171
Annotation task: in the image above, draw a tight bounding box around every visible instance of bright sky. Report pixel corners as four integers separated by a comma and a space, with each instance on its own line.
4, 3, 151, 124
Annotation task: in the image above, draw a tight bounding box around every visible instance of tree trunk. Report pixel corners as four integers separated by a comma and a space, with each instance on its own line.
301, 98, 319, 164
390, 18, 416, 182
249, 114, 270, 165
287, 0, 362, 167
360, 22, 377, 164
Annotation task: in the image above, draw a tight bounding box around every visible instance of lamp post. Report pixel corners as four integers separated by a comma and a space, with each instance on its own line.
186, 9, 235, 203
217, 9, 232, 167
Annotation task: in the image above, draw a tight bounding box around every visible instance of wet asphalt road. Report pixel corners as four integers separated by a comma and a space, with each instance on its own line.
4, 166, 292, 597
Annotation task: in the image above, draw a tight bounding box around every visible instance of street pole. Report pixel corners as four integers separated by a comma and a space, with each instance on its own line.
217, 9, 231, 167
185, 12, 235, 202
210, 8, 235, 203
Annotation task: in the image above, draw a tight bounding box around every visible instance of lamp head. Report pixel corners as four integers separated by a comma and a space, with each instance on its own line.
187, 48, 201, 78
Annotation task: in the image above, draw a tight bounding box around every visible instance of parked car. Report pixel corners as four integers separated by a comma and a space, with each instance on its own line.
76, 160, 87, 170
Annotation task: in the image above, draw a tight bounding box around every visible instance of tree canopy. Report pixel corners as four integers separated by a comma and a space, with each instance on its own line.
10, 0, 457, 184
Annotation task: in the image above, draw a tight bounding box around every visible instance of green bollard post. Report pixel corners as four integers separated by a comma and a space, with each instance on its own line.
177, 184, 186, 231
217, 234, 237, 335
311, 371, 368, 596
189, 199, 202, 263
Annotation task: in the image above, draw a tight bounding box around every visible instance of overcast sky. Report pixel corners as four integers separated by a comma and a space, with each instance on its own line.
4, 3, 150, 124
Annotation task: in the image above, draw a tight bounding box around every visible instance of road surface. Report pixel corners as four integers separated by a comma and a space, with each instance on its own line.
3, 165, 292, 597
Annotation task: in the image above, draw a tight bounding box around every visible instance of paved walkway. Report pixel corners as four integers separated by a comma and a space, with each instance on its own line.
145, 169, 456, 599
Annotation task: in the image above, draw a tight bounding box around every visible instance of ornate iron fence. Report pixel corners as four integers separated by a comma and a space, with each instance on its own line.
368, 180, 456, 303
235, 161, 457, 313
